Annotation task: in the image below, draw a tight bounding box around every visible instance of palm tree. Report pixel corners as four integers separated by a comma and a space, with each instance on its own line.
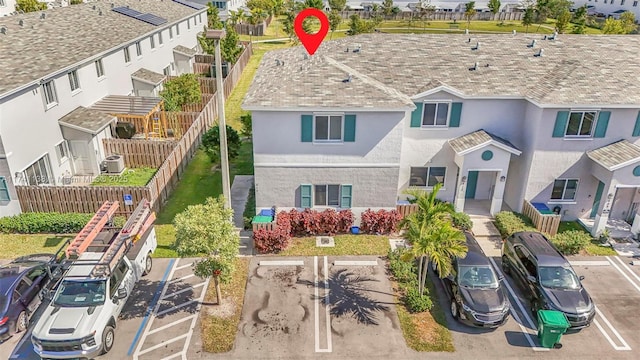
402, 183, 454, 226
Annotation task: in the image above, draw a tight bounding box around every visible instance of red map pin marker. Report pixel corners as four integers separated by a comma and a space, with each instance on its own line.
294, 8, 329, 56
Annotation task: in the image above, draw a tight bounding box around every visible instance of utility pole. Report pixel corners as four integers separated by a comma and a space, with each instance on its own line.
206, 29, 232, 209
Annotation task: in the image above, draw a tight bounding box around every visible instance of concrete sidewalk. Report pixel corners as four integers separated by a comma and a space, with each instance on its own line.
469, 215, 503, 257
230, 175, 254, 256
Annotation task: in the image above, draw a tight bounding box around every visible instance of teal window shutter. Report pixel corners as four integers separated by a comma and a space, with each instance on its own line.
300, 184, 312, 208
449, 102, 463, 127
410, 103, 423, 127
301, 115, 313, 142
340, 185, 352, 208
633, 111, 640, 137
552, 111, 569, 137
0, 177, 10, 201
344, 115, 356, 142
594, 111, 610, 138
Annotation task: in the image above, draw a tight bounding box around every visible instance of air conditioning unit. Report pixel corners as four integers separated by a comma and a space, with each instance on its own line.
104, 155, 125, 174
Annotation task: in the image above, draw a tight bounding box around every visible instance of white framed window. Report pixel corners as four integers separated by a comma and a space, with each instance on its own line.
55, 141, 69, 164
551, 179, 578, 200
198, 14, 202, 23
0, 0, 6, 7
409, 167, 446, 187
176, 24, 180, 36
95, 59, 105, 78
158, 32, 163, 45
42, 80, 58, 107
150, 35, 156, 49
68, 70, 80, 92
169, 26, 173, 39
622, 0, 626, 5
163, 65, 171, 76
0, 177, 10, 202
18, 155, 53, 186
124, 47, 131, 63
314, 185, 340, 206
566, 111, 596, 137
422, 102, 450, 127
135, 41, 142, 56
314, 115, 343, 141
634, 0, 638, 6
187, 18, 191, 30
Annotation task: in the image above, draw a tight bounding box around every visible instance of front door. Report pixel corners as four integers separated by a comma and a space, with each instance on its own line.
590, 181, 605, 218
465, 171, 479, 199
69, 140, 94, 175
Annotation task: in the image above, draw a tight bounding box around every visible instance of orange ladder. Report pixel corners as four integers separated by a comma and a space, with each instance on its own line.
65, 201, 119, 258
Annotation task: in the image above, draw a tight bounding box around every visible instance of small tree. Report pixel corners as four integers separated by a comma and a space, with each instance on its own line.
572, 5, 587, 34
304, 0, 324, 9
488, 0, 501, 23
382, 0, 395, 16
240, 113, 252, 139
328, 0, 347, 11
201, 125, 242, 162
621, 11, 637, 34
555, 8, 571, 33
70, 0, 83, 5
328, 9, 342, 39
464, 2, 477, 29
16, 0, 47, 12
222, 24, 242, 64
602, 17, 625, 34
522, 7, 535, 33
174, 197, 240, 305
160, 74, 202, 112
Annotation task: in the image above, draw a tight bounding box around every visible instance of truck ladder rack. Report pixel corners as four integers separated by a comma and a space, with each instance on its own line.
92, 200, 156, 277
65, 201, 119, 258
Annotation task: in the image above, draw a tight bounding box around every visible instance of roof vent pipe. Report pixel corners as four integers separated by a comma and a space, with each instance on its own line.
534, 48, 544, 57
528, 39, 536, 48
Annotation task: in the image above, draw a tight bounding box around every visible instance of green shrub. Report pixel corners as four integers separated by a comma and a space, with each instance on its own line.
201, 125, 241, 163
240, 113, 252, 139
388, 249, 416, 284
494, 211, 536, 238
451, 212, 473, 231
404, 286, 433, 313
551, 230, 592, 255
0, 213, 93, 234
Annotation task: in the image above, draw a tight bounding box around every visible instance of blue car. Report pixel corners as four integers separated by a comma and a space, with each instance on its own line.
0, 254, 55, 341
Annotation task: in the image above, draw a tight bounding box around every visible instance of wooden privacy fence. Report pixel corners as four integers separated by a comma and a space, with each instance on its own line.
253, 222, 276, 232
16, 43, 254, 217
338, 11, 523, 21
522, 200, 561, 236
102, 139, 177, 168
396, 203, 418, 218
165, 75, 217, 95
193, 63, 211, 76
181, 94, 214, 113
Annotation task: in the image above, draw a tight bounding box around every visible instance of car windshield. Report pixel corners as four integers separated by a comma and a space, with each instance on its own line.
539, 266, 581, 290
458, 265, 499, 289
53, 280, 106, 307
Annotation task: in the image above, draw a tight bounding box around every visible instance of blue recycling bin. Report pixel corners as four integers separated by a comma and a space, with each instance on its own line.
351, 226, 360, 234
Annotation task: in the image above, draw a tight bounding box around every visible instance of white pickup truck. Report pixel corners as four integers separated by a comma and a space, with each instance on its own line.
31, 201, 156, 359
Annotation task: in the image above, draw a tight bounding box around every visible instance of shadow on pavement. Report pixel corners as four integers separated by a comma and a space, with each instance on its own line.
504, 330, 537, 348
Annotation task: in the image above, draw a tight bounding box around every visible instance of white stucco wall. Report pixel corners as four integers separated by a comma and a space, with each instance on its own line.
572, 0, 640, 20
0, 0, 17, 17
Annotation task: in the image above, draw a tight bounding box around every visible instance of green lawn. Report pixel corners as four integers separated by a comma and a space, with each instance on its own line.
0, 234, 74, 259
557, 221, 617, 256
278, 235, 389, 256
91, 167, 157, 187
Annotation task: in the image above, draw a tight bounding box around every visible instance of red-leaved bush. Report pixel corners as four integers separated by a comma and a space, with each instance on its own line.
253, 227, 290, 254
281, 209, 354, 236
359, 209, 402, 235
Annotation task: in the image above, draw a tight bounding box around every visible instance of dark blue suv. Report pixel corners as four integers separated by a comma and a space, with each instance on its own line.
0, 255, 54, 341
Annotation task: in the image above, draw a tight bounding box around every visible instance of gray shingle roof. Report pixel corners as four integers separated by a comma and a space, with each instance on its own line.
0, 0, 201, 97
243, 34, 640, 109
587, 140, 640, 171
448, 129, 521, 155
131, 68, 166, 85
58, 106, 116, 134
173, 45, 197, 57
90, 95, 162, 115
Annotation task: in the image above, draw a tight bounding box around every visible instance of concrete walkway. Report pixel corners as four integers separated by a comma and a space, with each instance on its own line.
469, 214, 503, 257
230, 175, 254, 256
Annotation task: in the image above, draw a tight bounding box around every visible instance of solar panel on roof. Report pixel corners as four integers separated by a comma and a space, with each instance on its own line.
111, 6, 168, 26
172, 0, 207, 10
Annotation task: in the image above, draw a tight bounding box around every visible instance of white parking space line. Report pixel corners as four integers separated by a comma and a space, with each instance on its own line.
314, 256, 332, 353
174, 262, 193, 271
606, 256, 640, 294
162, 282, 206, 300
593, 306, 631, 351
259, 260, 305, 266
488, 258, 549, 352
156, 299, 198, 317
324, 255, 332, 353
333, 260, 378, 266
160, 352, 184, 360
169, 273, 195, 284
569, 260, 610, 266
147, 315, 197, 335
136, 333, 189, 356
611, 256, 640, 284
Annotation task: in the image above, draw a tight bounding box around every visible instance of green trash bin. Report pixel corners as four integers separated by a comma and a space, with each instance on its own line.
537, 310, 570, 349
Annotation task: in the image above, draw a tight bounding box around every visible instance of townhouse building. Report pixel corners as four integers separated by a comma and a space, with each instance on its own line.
573, 0, 640, 20
0, 0, 207, 216
243, 33, 640, 238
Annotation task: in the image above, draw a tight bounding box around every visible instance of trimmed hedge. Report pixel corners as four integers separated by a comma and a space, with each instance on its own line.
451, 212, 473, 231
551, 230, 592, 255
360, 209, 402, 235
493, 211, 536, 238
0, 213, 126, 234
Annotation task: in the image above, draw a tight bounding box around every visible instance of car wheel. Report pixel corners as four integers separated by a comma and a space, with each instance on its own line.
143, 252, 152, 276
450, 300, 460, 320
501, 256, 511, 275
101, 326, 115, 354
16, 311, 28, 333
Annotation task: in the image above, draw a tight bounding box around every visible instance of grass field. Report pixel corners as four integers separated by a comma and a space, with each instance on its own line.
0, 234, 74, 259
557, 221, 617, 256
278, 235, 390, 256
91, 167, 157, 187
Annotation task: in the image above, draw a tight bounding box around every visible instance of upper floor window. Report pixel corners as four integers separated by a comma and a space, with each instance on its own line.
42, 80, 58, 106
176, 24, 180, 36
198, 14, 202, 23
136, 42, 142, 56
409, 167, 446, 187
187, 18, 191, 30
158, 32, 163, 45
68, 70, 80, 92
163, 65, 171, 76
422, 102, 450, 127
95, 59, 105, 78
124, 47, 131, 63
566, 111, 596, 137
634, 1, 638, 6
169, 27, 174, 39
551, 179, 578, 200
0, 0, 6, 7
150, 35, 156, 49
315, 115, 342, 141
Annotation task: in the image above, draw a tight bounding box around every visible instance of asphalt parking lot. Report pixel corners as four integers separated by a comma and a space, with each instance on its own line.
0, 257, 205, 360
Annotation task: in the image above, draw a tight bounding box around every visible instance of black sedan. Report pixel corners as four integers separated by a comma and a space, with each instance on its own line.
434, 233, 510, 328
0, 254, 54, 341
